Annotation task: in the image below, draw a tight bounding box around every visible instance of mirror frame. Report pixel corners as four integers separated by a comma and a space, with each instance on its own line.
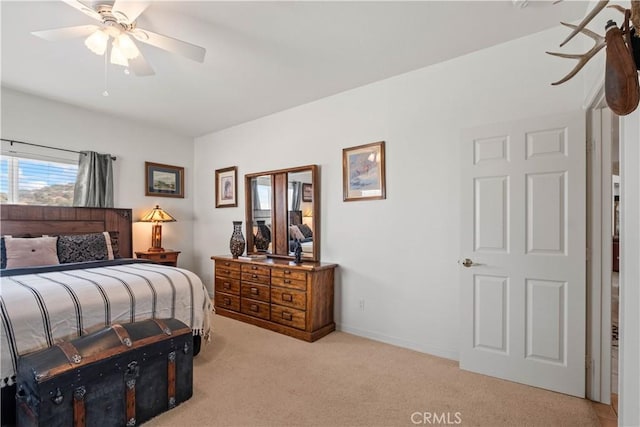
245, 164, 319, 262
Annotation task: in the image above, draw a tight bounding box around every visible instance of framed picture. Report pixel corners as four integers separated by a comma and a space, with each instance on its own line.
343, 141, 386, 202
145, 162, 184, 198
215, 166, 238, 208
302, 183, 313, 202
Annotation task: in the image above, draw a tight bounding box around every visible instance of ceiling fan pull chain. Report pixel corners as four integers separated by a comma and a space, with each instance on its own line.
103, 42, 109, 97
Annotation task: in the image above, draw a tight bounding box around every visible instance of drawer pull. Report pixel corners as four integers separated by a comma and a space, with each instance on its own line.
224, 262, 230, 266
250, 304, 259, 312
284, 270, 291, 275
222, 270, 230, 274
251, 266, 258, 270
282, 293, 293, 302
252, 274, 258, 279
223, 282, 231, 290
223, 297, 231, 305
284, 279, 291, 284
282, 312, 293, 321
160, 254, 167, 259
250, 287, 259, 295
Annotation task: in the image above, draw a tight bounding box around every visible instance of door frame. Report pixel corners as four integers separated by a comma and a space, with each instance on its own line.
586, 91, 613, 404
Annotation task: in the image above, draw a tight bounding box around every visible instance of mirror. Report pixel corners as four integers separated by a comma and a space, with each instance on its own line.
250, 175, 273, 253
287, 170, 314, 259
245, 165, 319, 262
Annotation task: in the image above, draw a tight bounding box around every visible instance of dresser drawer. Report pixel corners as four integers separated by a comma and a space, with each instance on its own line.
271, 287, 306, 310
271, 304, 306, 330
241, 263, 271, 276
241, 298, 270, 320
215, 276, 240, 295
271, 276, 306, 291
217, 260, 241, 271
241, 271, 270, 285
241, 283, 270, 303
215, 292, 240, 312
272, 268, 307, 282
215, 266, 241, 280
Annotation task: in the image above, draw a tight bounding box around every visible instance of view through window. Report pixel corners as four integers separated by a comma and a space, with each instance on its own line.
0, 155, 78, 206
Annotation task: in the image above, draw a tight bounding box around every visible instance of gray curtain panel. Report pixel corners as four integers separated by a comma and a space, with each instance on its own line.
73, 151, 114, 208
290, 181, 302, 211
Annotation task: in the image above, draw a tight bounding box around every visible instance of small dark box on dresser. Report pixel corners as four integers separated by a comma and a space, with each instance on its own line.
16, 318, 193, 427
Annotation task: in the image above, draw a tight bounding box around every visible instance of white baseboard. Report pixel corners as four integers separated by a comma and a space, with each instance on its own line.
336, 323, 459, 361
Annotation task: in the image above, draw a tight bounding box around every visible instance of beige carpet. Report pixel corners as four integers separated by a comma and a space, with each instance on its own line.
146, 315, 599, 427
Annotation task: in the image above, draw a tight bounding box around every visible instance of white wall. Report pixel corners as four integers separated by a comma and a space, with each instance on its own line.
619, 108, 640, 427
0, 87, 196, 270
193, 27, 585, 360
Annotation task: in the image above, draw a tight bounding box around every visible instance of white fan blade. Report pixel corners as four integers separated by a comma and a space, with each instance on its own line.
112, 0, 151, 23
32, 25, 100, 41
131, 28, 206, 63
128, 52, 155, 76
60, 0, 102, 21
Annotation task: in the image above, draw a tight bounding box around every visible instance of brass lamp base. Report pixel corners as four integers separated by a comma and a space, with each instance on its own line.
147, 247, 165, 252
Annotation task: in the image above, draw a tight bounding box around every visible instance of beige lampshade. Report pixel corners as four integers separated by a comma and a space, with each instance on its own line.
140, 205, 177, 223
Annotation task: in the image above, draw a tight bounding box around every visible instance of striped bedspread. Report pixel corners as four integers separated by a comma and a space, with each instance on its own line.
0, 259, 212, 387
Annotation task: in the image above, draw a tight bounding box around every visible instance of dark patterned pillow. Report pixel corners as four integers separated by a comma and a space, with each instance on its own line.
1, 238, 6, 269
297, 224, 313, 239
57, 232, 115, 263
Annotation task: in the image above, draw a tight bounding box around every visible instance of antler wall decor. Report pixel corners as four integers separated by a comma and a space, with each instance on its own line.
547, 0, 640, 116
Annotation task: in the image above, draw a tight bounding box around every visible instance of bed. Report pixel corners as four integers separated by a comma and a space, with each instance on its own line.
0, 205, 212, 425
288, 212, 314, 256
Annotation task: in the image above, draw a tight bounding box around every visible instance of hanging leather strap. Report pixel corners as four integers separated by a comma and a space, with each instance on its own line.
167, 351, 177, 409
73, 387, 86, 427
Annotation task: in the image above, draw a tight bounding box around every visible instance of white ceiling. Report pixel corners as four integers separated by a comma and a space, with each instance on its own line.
1, 1, 589, 137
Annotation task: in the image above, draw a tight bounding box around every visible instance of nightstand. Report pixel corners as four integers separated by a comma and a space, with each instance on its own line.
135, 250, 181, 267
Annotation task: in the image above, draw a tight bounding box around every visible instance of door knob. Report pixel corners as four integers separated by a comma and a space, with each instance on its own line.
461, 258, 475, 268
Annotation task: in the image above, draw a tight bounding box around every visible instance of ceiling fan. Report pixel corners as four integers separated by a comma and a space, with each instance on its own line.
31, 0, 206, 77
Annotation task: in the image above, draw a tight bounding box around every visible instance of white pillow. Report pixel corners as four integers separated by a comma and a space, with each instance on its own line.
289, 225, 305, 240
4, 236, 60, 268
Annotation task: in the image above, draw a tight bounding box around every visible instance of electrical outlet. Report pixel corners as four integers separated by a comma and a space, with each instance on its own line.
359, 299, 365, 311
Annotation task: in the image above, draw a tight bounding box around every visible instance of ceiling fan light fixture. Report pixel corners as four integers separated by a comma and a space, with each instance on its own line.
117, 34, 140, 60
84, 29, 108, 55
110, 44, 129, 67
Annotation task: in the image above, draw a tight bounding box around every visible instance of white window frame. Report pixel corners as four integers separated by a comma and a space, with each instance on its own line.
1, 144, 79, 206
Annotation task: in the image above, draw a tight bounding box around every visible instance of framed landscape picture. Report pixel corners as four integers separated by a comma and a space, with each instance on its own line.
216, 166, 238, 208
145, 162, 184, 198
342, 141, 386, 202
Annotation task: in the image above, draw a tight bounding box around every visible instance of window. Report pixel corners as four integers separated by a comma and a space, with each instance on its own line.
257, 183, 272, 210
0, 154, 78, 206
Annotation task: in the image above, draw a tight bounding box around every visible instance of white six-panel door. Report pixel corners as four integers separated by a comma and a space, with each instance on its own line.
460, 112, 586, 397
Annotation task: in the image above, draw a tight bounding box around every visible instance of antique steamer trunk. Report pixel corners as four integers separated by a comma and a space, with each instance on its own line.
16, 318, 193, 427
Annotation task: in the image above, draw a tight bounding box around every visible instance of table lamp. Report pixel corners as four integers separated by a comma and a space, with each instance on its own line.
140, 205, 176, 252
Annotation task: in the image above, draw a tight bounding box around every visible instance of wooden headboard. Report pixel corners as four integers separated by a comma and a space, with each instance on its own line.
0, 205, 133, 257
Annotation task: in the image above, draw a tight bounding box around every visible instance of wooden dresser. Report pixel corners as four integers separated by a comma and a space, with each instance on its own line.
211, 255, 337, 342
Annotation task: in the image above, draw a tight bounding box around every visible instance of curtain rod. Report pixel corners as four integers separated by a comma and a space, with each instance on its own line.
1, 138, 117, 161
